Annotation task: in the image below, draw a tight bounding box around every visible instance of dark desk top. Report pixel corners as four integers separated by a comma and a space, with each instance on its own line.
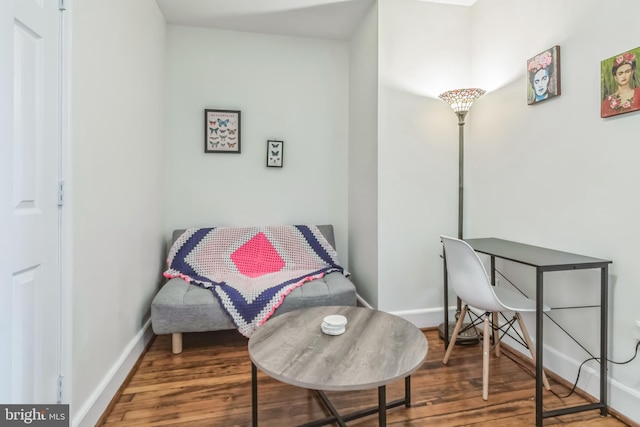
465, 238, 612, 269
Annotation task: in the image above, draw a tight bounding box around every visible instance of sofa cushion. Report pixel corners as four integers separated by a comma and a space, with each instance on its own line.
151, 271, 356, 335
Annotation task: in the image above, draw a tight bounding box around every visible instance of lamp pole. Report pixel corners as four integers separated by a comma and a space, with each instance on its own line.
438, 88, 485, 345
456, 111, 466, 240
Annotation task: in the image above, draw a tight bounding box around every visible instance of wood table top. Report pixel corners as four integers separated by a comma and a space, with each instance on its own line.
248, 306, 428, 391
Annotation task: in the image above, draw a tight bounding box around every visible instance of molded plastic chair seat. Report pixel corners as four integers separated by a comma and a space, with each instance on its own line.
492, 286, 550, 313
440, 235, 551, 400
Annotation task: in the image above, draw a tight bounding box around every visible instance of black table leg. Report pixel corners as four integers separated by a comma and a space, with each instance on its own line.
600, 265, 609, 416
378, 385, 386, 426
252, 363, 258, 427
314, 391, 348, 427
535, 269, 543, 427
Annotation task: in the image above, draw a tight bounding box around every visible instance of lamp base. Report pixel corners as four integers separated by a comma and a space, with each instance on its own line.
438, 321, 480, 345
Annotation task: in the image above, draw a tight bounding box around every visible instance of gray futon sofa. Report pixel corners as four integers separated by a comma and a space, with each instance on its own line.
151, 225, 357, 353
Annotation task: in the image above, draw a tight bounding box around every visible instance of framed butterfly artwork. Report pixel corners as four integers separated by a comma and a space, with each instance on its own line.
267, 140, 283, 168
204, 109, 241, 153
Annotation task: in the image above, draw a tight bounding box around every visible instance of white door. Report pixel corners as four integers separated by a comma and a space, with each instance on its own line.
1, 0, 62, 404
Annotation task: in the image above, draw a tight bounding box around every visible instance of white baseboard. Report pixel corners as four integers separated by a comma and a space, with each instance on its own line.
609, 378, 640, 424
389, 306, 449, 329
73, 319, 154, 427
356, 293, 373, 309
356, 294, 454, 329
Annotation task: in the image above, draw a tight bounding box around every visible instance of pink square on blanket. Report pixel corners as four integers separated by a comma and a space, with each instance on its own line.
231, 232, 285, 278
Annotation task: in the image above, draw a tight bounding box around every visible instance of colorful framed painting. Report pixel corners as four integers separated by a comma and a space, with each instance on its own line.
527, 46, 561, 105
601, 46, 640, 118
204, 109, 241, 153
267, 140, 283, 168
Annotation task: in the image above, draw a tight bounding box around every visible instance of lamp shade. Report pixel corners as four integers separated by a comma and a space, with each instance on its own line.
439, 88, 486, 113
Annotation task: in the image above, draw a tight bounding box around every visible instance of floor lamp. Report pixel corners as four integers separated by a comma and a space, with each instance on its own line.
437, 88, 485, 344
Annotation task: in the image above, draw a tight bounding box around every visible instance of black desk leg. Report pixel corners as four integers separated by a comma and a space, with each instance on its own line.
405, 376, 411, 407
490, 256, 495, 285
378, 386, 386, 426
601, 265, 609, 416
535, 269, 543, 427
252, 363, 258, 427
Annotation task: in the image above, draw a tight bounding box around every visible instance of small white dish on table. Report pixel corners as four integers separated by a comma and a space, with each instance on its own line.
321, 314, 347, 335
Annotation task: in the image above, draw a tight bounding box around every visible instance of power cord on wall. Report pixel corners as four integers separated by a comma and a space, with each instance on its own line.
492, 268, 640, 399
551, 339, 640, 399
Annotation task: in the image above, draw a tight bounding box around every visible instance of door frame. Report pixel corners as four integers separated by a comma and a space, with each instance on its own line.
59, 0, 73, 406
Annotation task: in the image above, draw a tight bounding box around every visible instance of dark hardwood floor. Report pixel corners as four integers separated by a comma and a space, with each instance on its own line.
98, 328, 631, 426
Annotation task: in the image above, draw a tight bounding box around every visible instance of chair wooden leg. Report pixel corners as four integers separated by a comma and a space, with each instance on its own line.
492, 312, 501, 357
443, 305, 468, 365
516, 313, 551, 391
482, 313, 490, 400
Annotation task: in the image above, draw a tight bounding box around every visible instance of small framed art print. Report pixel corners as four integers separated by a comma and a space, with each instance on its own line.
527, 45, 561, 105
267, 140, 283, 168
204, 109, 241, 153
601, 46, 640, 118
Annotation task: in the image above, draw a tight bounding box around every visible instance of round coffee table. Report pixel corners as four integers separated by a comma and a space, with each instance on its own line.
248, 306, 428, 426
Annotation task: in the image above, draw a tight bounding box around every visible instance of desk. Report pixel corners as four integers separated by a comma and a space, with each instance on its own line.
442, 237, 612, 426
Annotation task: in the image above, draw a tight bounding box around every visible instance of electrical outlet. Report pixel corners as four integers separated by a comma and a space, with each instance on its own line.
636, 320, 640, 329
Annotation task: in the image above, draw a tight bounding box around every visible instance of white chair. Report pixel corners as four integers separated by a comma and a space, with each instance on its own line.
440, 235, 551, 400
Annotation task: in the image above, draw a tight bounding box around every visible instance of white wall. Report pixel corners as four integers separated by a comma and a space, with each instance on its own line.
467, 0, 640, 421
163, 26, 350, 264
71, 0, 166, 424
348, 2, 379, 307
377, 0, 472, 316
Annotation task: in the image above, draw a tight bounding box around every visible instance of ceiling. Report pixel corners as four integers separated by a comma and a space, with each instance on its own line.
155, 0, 477, 40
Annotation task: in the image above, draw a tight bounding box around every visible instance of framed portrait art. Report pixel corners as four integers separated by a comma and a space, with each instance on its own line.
267, 140, 283, 168
527, 46, 561, 105
601, 46, 640, 118
204, 109, 241, 153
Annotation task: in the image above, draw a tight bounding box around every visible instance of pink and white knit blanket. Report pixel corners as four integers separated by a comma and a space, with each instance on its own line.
163, 225, 344, 337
